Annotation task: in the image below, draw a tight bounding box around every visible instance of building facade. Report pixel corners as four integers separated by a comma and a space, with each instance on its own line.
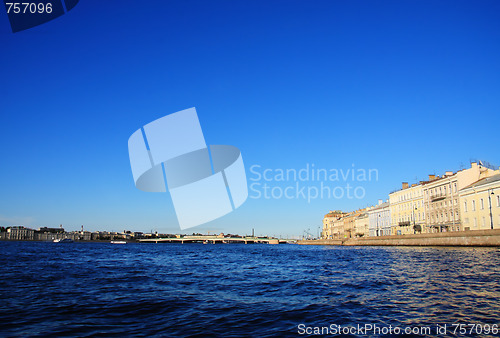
368, 201, 391, 236
354, 211, 370, 237
322, 210, 345, 239
423, 162, 499, 233
331, 217, 345, 239
389, 182, 425, 235
459, 174, 500, 230
6, 226, 35, 240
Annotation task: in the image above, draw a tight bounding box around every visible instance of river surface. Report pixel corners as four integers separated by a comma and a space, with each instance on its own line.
0, 241, 499, 337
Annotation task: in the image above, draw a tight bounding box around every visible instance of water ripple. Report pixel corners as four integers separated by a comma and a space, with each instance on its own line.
0, 242, 499, 337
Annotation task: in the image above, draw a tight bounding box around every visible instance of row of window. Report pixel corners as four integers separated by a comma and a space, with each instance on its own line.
393, 211, 426, 224
463, 216, 500, 227
397, 190, 423, 202
429, 210, 460, 223
394, 200, 423, 211
464, 195, 500, 212
426, 182, 458, 197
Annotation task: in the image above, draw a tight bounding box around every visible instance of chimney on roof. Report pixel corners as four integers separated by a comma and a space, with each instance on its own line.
411, 183, 417, 187
402, 182, 409, 189
445, 171, 453, 177
428, 174, 436, 181
378, 199, 383, 205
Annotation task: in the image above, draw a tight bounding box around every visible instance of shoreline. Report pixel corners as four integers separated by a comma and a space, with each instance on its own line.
298, 229, 500, 247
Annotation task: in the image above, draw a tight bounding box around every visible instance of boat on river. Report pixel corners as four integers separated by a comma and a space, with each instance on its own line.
53, 238, 73, 243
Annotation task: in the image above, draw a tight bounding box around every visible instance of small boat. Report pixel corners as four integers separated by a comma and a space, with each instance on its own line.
110, 241, 127, 244
53, 238, 73, 243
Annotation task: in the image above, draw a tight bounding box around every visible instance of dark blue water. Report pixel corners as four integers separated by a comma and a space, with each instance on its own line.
0, 242, 499, 337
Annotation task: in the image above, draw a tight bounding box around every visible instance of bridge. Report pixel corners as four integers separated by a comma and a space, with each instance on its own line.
139, 235, 295, 244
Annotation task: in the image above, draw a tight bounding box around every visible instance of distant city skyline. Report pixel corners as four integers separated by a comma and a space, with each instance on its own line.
1, 1, 499, 236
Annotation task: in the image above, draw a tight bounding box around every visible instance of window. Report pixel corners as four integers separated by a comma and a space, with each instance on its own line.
482, 217, 486, 227
444, 186, 447, 195
480, 198, 484, 210
474, 218, 477, 228
472, 200, 476, 211
497, 195, 499, 207
454, 183, 457, 193
464, 200, 468, 212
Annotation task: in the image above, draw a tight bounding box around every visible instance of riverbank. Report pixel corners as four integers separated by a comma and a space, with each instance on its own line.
298, 229, 500, 247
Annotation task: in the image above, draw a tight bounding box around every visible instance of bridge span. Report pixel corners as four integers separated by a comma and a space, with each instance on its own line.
139, 235, 294, 244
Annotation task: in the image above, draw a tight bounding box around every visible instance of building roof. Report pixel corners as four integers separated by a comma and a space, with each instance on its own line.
461, 174, 500, 191
368, 201, 390, 211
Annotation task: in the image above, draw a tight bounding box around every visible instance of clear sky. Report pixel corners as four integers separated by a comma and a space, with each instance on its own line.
1, 1, 499, 236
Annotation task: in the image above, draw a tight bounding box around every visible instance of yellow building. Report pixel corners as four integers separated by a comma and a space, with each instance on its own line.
322, 210, 345, 239
389, 182, 425, 235
423, 162, 499, 233
323, 209, 370, 239
459, 174, 500, 230
354, 211, 370, 237
343, 209, 368, 238
331, 217, 345, 239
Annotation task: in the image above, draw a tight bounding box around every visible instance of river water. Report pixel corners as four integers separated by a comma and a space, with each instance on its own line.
0, 241, 498, 337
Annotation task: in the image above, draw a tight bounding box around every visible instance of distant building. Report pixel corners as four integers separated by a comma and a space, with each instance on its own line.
343, 209, 369, 239
354, 211, 370, 237
423, 162, 499, 233
6, 226, 35, 240
322, 210, 346, 239
459, 174, 500, 230
368, 200, 391, 236
332, 217, 345, 239
389, 182, 425, 235
80, 231, 92, 241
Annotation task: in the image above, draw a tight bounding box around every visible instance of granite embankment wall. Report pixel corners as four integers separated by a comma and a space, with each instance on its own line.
298, 229, 500, 247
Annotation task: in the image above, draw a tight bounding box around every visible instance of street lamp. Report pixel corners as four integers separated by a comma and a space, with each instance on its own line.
488, 189, 495, 230
412, 206, 418, 234
377, 214, 380, 237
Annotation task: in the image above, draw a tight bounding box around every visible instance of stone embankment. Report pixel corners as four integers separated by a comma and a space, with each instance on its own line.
298, 229, 500, 247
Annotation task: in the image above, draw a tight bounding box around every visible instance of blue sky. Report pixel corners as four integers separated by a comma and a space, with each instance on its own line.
1, 1, 499, 236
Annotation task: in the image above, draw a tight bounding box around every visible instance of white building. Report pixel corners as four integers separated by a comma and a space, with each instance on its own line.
368, 200, 391, 236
